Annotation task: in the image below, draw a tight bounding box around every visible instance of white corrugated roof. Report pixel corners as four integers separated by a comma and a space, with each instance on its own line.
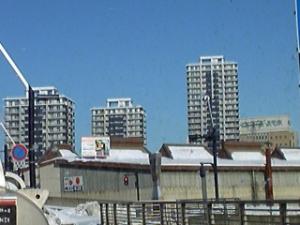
168, 145, 212, 160
280, 148, 300, 161
160, 145, 213, 166
104, 149, 149, 164
48, 146, 300, 168
231, 152, 265, 161
75, 149, 150, 165
59, 150, 78, 159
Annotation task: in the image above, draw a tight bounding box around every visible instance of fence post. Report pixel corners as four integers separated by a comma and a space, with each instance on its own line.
239, 203, 245, 225
113, 204, 117, 225
160, 203, 164, 225
176, 201, 179, 225
181, 202, 186, 225
142, 203, 146, 225
105, 203, 109, 225
280, 203, 287, 225
207, 202, 212, 225
100, 203, 104, 225
127, 203, 131, 225
202, 201, 209, 225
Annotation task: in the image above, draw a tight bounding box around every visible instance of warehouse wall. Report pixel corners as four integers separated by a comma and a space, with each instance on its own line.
160, 169, 300, 201
41, 165, 153, 204
39, 164, 61, 198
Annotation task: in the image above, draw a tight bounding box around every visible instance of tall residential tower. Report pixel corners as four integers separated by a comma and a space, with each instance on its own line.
91, 98, 146, 143
187, 56, 240, 146
4, 86, 75, 154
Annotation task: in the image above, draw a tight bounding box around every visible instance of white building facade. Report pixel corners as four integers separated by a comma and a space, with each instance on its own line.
91, 98, 146, 143
4, 86, 75, 153
187, 56, 240, 146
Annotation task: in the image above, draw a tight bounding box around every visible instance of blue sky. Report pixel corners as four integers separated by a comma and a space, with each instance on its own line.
0, 0, 299, 152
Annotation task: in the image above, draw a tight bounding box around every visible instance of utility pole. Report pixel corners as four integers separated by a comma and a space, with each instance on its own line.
203, 95, 219, 200
28, 86, 36, 187
0, 42, 36, 188
212, 127, 219, 199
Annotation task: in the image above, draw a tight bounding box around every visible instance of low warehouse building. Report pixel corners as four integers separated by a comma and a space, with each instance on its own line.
36, 142, 300, 205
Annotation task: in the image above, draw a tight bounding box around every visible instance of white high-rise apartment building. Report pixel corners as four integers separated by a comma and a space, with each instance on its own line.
4, 87, 75, 154
91, 98, 146, 143
187, 56, 240, 146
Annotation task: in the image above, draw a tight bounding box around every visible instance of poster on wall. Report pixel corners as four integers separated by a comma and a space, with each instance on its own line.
63, 176, 84, 192
81, 136, 110, 158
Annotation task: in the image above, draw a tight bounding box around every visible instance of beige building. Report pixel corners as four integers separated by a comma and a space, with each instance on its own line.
240, 115, 298, 148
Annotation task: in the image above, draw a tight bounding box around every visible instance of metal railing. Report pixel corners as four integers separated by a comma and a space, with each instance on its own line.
97, 199, 300, 225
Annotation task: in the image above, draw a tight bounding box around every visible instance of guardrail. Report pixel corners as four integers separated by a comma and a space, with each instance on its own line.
98, 199, 300, 225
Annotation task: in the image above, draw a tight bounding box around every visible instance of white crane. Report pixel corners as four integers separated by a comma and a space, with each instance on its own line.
0, 121, 15, 146
0, 43, 29, 90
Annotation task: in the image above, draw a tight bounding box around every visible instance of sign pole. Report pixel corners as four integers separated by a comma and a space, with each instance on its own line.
28, 86, 36, 188
4, 144, 8, 172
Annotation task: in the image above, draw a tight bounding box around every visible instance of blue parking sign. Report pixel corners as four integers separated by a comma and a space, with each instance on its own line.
11, 144, 28, 161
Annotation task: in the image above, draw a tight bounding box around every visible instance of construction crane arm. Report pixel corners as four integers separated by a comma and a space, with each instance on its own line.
0, 42, 29, 90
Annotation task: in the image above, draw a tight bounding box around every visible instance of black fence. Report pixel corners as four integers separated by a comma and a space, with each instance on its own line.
98, 199, 300, 225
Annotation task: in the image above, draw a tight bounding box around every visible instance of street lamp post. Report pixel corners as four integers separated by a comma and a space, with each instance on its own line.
204, 95, 219, 200
190, 130, 219, 199
0, 42, 36, 188
200, 163, 208, 201
204, 95, 219, 199
188, 94, 220, 199
211, 126, 219, 200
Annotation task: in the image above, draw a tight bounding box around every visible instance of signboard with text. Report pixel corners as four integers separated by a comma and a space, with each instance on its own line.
81, 136, 110, 158
63, 176, 84, 192
0, 197, 16, 225
240, 115, 290, 134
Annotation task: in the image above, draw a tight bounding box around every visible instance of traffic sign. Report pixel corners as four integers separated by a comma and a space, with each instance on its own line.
11, 144, 28, 161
